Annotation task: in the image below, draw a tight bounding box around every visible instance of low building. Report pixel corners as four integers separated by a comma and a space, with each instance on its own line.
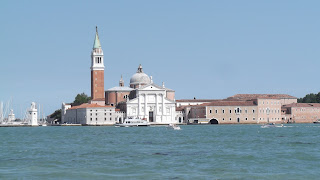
61, 103, 124, 125
282, 103, 320, 123
184, 94, 293, 124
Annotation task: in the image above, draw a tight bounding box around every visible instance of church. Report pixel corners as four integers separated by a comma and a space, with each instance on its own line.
61, 27, 180, 125
106, 65, 177, 124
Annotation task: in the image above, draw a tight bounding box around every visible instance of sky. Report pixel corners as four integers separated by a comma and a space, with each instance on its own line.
1, 0, 320, 118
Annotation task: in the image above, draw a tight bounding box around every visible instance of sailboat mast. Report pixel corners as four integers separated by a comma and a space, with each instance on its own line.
38, 104, 41, 122
0, 101, 3, 122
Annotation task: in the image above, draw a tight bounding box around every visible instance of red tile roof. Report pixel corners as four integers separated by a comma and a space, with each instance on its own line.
68, 103, 113, 110
282, 103, 320, 108
176, 99, 220, 103
176, 106, 186, 111
228, 94, 297, 100
190, 100, 256, 107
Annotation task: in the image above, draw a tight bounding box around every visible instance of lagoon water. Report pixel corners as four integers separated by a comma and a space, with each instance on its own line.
0, 124, 319, 179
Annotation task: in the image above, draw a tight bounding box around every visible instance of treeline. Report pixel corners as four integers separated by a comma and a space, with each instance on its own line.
298, 92, 320, 103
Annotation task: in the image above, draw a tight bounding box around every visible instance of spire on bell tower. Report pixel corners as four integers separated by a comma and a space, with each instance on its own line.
93, 26, 102, 49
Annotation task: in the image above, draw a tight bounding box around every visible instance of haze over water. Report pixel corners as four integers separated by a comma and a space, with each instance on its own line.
0, 124, 319, 179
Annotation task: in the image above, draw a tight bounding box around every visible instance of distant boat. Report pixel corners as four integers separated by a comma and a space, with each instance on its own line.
167, 124, 181, 130
261, 123, 276, 128
116, 117, 150, 127
313, 120, 320, 124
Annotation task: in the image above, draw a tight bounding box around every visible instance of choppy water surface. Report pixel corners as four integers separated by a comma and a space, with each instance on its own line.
0, 124, 320, 179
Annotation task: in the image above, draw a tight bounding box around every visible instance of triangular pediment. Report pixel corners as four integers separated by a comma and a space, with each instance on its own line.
139, 83, 164, 91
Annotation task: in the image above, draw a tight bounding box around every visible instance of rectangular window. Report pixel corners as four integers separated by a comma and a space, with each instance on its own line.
209, 109, 212, 114
215, 109, 218, 113
222, 109, 225, 113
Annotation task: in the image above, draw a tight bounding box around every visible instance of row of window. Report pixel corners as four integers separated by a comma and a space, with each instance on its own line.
209, 108, 283, 114
209, 108, 255, 114
90, 113, 112, 116
259, 118, 280, 121
262, 101, 280, 105
90, 109, 112, 112
90, 117, 116, 121
259, 108, 280, 114
220, 117, 281, 121
221, 117, 256, 121
296, 108, 320, 112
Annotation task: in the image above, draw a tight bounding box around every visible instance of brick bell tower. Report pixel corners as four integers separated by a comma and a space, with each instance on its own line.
91, 26, 105, 100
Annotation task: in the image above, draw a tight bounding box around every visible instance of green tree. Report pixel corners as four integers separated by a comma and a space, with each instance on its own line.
298, 92, 320, 103
72, 93, 91, 106
50, 109, 61, 121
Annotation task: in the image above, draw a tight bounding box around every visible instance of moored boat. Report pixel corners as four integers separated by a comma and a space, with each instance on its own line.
313, 119, 320, 124
116, 117, 150, 127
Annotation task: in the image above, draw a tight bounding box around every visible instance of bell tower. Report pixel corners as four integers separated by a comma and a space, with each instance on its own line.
91, 26, 105, 100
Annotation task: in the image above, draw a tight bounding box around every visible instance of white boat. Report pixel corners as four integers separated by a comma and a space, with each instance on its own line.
116, 118, 150, 127
167, 124, 181, 130
261, 123, 276, 128
313, 119, 320, 124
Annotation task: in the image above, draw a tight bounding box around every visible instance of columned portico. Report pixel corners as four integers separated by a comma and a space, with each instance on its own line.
126, 83, 177, 124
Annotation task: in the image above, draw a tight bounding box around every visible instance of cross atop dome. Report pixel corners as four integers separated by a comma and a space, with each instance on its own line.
137, 64, 143, 73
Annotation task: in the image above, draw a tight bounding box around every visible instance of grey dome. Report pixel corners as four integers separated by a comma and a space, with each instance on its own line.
130, 64, 151, 85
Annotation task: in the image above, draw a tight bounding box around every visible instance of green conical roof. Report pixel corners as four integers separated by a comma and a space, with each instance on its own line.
93, 26, 101, 49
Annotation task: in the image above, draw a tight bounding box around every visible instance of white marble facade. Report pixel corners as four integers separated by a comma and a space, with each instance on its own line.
126, 84, 177, 124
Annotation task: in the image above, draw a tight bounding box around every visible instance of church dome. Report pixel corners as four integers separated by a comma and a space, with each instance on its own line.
130, 64, 151, 87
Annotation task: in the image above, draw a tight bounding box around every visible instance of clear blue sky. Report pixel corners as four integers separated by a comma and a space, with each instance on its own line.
1, 0, 319, 118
